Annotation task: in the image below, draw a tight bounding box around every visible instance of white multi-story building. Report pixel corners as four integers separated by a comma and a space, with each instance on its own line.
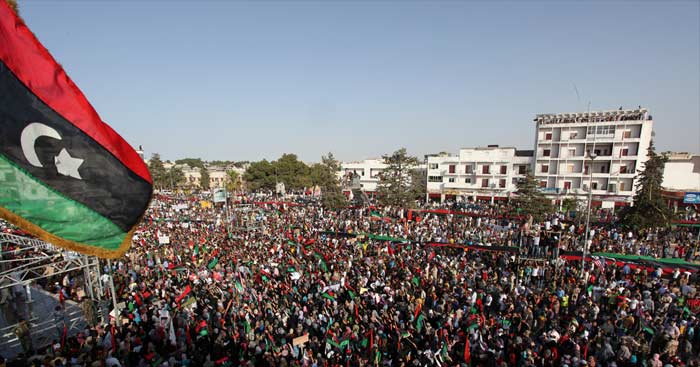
339, 159, 387, 194
425, 146, 534, 203
533, 108, 654, 207
661, 152, 700, 211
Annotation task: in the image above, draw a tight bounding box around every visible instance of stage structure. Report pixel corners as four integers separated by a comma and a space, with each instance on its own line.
0, 233, 108, 359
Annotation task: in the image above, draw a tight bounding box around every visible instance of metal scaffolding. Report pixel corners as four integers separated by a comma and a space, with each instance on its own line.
0, 233, 101, 293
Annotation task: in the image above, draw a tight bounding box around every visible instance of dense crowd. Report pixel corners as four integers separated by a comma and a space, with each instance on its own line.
1, 195, 699, 367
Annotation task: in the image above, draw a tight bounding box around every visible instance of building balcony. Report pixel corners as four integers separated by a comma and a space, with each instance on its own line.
443, 182, 468, 189
442, 170, 460, 176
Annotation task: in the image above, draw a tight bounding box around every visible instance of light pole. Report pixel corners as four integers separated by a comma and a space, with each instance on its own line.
581, 152, 597, 280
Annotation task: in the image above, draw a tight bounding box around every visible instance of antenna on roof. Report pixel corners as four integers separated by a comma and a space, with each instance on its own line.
572, 83, 581, 106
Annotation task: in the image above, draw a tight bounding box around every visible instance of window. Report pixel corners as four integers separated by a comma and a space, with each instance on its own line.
541, 165, 549, 173
620, 148, 629, 157
600, 165, 609, 173
429, 163, 438, 169
465, 178, 471, 184
623, 130, 632, 139
370, 169, 382, 178
482, 179, 489, 188
448, 177, 455, 183
564, 181, 572, 190
500, 165, 507, 174
482, 165, 490, 174
591, 182, 598, 190
568, 148, 576, 157
570, 132, 578, 139
620, 166, 628, 174
567, 164, 575, 173
512, 178, 519, 185
545, 132, 552, 140
518, 165, 527, 175
499, 179, 506, 188
608, 184, 616, 192
428, 176, 442, 183
587, 125, 615, 136
465, 165, 472, 174
619, 182, 626, 191
448, 165, 455, 174
584, 165, 589, 175
539, 181, 547, 188
543, 149, 551, 157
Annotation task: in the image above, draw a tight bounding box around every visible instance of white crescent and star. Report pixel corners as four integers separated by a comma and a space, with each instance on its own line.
20, 122, 84, 180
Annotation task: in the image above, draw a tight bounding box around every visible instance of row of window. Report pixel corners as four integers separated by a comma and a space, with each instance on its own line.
540, 181, 627, 192
539, 162, 634, 174
430, 176, 509, 188
542, 128, 634, 141
346, 169, 383, 178
441, 164, 530, 175
541, 148, 634, 157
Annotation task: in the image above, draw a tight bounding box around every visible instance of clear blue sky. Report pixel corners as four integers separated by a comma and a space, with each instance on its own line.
18, 1, 700, 162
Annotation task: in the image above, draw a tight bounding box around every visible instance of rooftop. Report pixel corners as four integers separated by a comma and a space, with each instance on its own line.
515, 150, 534, 157
662, 151, 700, 160
534, 107, 651, 124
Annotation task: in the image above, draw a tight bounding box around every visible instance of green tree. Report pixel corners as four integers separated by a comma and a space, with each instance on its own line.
310, 153, 347, 209
409, 169, 427, 203
199, 167, 210, 191
274, 153, 311, 190
164, 166, 185, 189
244, 160, 276, 191
376, 148, 421, 208
513, 171, 553, 221
618, 141, 673, 229
225, 170, 243, 194
148, 153, 168, 190
209, 160, 234, 167
175, 158, 205, 168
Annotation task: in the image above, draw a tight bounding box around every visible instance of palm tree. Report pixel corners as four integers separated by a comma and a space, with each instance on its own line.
225, 170, 243, 195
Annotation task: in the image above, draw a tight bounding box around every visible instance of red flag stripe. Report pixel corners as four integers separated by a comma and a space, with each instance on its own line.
0, 3, 151, 183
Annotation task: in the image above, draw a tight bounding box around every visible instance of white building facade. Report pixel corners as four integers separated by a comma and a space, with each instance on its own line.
662, 152, 700, 192
533, 108, 654, 207
661, 152, 700, 211
425, 146, 533, 203
339, 159, 387, 194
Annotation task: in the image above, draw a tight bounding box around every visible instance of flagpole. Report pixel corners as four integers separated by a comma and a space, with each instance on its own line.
225, 188, 232, 234
107, 259, 121, 327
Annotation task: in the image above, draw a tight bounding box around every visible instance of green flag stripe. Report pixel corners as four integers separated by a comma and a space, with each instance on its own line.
0, 154, 127, 248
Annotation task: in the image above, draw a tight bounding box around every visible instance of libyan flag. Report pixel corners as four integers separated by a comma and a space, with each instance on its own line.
0, 3, 152, 258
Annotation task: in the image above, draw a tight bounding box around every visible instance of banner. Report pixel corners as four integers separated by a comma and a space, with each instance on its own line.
213, 189, 227, 203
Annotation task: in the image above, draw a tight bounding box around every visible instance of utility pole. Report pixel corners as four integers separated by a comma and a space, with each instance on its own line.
581, 152, 597, 280
107, 259, 121, 327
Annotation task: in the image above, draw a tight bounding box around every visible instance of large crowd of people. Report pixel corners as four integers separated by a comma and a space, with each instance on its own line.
1, 194, 699, 367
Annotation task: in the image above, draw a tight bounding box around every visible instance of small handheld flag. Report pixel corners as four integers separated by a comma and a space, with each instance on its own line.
0, 3, 152, 258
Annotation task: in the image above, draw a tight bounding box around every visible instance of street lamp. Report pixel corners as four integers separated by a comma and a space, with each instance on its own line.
581, 152, 597, 280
